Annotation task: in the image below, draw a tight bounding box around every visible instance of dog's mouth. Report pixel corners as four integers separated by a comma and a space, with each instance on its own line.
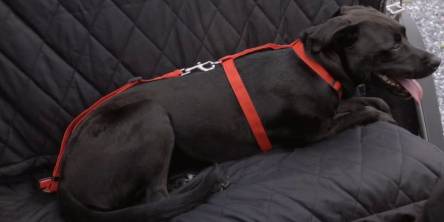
376, 74, 423, 103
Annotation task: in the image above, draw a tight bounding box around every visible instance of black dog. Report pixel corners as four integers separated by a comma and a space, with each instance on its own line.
58, 6, 441, 222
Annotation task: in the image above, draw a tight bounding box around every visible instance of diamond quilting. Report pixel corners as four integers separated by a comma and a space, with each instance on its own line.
1, 1, 442, 221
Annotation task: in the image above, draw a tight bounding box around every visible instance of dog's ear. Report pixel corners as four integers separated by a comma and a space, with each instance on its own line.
330, 25, 359, 49
302, 15, 359, 53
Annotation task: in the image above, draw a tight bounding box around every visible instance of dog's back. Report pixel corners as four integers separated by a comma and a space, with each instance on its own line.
123, 48, 338, 161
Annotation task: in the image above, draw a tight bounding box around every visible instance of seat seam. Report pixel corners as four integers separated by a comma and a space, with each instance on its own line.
271, 0, 294, 43
232, 3, 258, 51
0, 2, 74, 116
0, 78, 61, 145
57, 0, 108, 105
351, 199, 428, 221
56, 0, 135, 91
0, 51, 69, 144
7, 0, 104, 97
103, 0, 151, 90
160, 0, 218, 60
290, 0, 312, 22
108, 0, 182, 73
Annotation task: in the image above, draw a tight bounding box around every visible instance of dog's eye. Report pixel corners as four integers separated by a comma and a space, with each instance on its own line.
394, 34, 402, 43
401, 26, 406, 35
392, 34, 402, 51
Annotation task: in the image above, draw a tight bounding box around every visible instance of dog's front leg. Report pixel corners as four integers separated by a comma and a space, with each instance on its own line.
336, 97, 392, 114
316, 97, 396, 141
331, 105, 395, 132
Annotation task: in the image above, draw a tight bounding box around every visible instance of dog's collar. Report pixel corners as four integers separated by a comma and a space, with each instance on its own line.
39, 40, 341, 193
291, 40, 342, 94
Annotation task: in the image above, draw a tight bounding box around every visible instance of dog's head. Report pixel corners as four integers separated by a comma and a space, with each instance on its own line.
302, 6, 441, 100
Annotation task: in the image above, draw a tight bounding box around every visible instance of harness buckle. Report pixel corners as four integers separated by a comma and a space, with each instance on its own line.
181, 60, 220, 76
39, 176, 60, 193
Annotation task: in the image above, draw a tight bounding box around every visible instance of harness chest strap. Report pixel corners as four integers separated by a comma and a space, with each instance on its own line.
39, 40, 342, 193
222, 59, 273, 151
218, 40, 342, 152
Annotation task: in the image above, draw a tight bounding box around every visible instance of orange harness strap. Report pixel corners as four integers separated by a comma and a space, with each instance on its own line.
222, 59, 273, 152
291, 41, 342, 94
219, 39, 342, 152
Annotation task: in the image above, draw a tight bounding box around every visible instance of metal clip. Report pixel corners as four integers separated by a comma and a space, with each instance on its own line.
181, 60, 220, 76
386, 0, 404, 16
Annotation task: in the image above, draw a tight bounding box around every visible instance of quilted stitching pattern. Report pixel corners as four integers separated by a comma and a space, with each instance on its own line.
173, 122, 444, 221
0, 0, 341, 171
0, 123, 442, 222
1, 1, 441, 222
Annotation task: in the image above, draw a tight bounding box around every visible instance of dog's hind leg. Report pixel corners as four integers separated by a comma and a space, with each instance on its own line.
60, 99, 226, 222
143, 129, 172, 203
60, 100, 173, 212
133, 102, 175, 204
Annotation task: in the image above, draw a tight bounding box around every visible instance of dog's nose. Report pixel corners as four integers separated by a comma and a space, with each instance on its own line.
425, 55, 441, 70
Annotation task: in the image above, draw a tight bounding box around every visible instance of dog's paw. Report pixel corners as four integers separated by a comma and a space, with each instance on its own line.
364, 106, 397, 125
351, 97, 392, 114
377, 111, 397, 124
366, 97, 391, 114
213, 178, 231, 192
337, 97, 392, 115
168, 173, 197, 192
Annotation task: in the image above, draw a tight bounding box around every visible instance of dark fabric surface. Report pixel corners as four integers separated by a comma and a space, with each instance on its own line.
172, 122, 443, 222
2, 122, 443, 222
1, 0, 442, 221
0, 0, 340, 178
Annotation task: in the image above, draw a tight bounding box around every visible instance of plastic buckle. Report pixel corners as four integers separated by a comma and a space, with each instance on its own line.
181, 61, 220, 76
39, 176, 59, 193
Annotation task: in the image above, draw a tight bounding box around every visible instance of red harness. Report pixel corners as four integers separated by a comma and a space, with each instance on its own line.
39, 39, 341, 193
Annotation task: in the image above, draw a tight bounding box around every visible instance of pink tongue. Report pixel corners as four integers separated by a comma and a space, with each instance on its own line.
397, 79, 423, 103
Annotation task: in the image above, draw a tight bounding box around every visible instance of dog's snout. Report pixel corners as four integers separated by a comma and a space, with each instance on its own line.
429, 55, 441, 69
422, 55, 441, 70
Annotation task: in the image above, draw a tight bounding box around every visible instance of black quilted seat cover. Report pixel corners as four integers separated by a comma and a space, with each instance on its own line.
0, 0, 342, 175
1, 0, 442, 221
173, 122, 443, 222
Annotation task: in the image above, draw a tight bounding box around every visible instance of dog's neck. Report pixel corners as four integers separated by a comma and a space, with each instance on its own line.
305, 48, 358, 98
